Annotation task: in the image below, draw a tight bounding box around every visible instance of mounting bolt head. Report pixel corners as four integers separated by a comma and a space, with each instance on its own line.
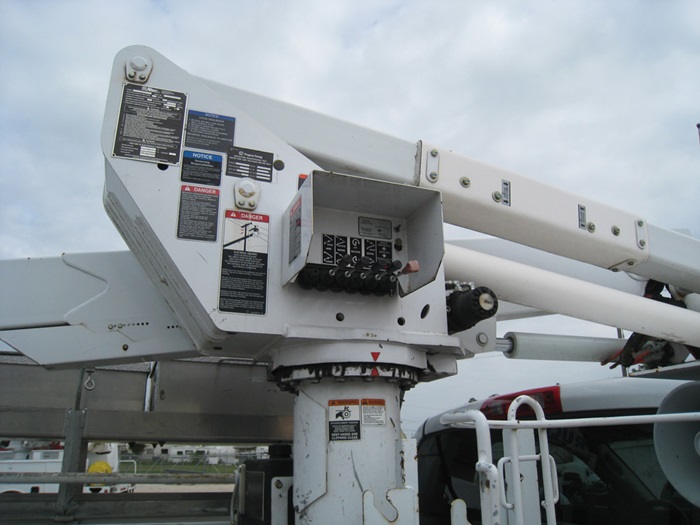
427, 171, 438, 182
477, 332, 489, 346
430, 149, 439, 157
611, 226, 621, 236
459, 177, 470, 188
639, 239, 647, 248
586, 222, 596, 233
492, 191, 503, 203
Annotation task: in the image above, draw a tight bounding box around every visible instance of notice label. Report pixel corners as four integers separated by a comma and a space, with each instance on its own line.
219, 211, 270, 315
181, 151, 222, 186
361, 398, 386, 426
328, 399, 361, 441
185, 110, 236, 153
113, 84, 186, 164
226, 147, 274, 182
177, 185, 220, 242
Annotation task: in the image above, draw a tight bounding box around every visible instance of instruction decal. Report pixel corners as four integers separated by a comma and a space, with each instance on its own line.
185, 110, 236, 153
181, 151, 222, 186
177, 185, 220, 242
113, 84, 186, 164
219, 211, 270, 315
322, 234, 392, 265
329, 399, 361, 441
226, 147, 274, 182
358, 217, 392, 240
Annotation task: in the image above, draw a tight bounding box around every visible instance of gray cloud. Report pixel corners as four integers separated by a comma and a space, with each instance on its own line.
1, 0, 698, 434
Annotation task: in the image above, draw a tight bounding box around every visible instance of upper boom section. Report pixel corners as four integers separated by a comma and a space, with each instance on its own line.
101, 46, 455, 362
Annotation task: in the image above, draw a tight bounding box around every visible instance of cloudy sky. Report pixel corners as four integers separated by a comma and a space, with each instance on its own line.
1, 1, 699, 435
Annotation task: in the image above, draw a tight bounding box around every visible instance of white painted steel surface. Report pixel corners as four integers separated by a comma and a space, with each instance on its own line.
444, 243, 700, 347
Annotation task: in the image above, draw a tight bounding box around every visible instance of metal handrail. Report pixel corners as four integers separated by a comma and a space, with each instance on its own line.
0, 472, 235, 485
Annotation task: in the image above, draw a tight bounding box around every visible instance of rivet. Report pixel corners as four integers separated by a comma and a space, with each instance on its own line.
275, 480, 283, 489
477, 333, 489, 346
122, 344, 129, 351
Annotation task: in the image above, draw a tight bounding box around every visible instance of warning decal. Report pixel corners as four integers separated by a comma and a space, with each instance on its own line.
288, 197, 302, 264
219, 210, 270, 315
113, 85, 186, 164
361, 398, 386, 426
184, 110, 236, 153
181, 151, 222, 186
329, 399, 360, 441
177, 185, 220, 242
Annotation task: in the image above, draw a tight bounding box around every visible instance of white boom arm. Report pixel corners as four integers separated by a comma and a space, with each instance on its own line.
203, 78, 700, 295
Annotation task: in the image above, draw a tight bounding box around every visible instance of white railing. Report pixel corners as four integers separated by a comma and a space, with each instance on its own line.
439, 395, 700, 525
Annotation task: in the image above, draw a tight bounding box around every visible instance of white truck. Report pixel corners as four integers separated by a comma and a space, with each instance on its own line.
0, 46, 698, 524
0, 440, 133, 495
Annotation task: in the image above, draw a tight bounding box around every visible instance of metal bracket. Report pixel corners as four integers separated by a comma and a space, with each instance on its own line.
271, 476, 293, 523
426, 148, 440, 183
635, 219, 648, 250
125, 55, 153, 83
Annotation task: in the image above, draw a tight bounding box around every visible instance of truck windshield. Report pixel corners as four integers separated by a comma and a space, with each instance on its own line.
417, 424, 699, 524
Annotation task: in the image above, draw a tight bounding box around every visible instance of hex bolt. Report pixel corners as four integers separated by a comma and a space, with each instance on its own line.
459, 177, 471, 188
492, 191, 503, 203
587, 222, 596, 233
427, 171, 438, 182
430, 149, 439, 157
611, 226, 621, 236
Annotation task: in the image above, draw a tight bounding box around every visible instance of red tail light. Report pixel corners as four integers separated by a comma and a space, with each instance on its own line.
480, 385, 562, 420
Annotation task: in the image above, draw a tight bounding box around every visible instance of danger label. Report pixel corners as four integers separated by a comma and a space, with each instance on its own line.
219, 210, 270, 315
361, 398, 386, 426
176, 185, 220, 242
328, 399, 360, 441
